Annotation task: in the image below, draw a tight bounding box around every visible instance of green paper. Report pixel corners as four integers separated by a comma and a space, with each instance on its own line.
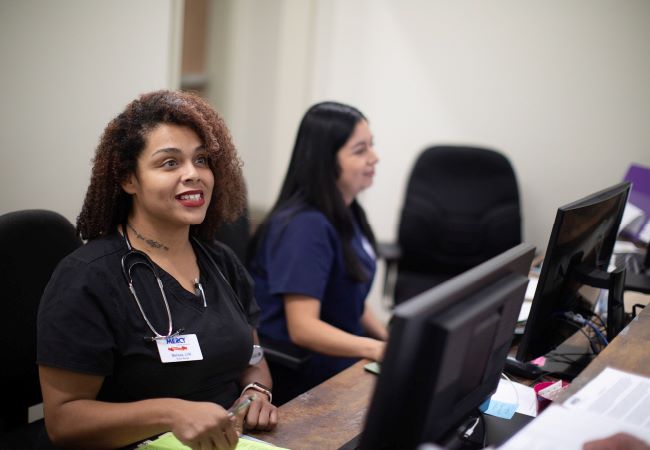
138, 432, 290, 450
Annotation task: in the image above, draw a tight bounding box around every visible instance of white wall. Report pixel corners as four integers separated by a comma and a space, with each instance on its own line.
3, 0, 648, 256
310, 0, 650, 252
208, 0, 650, 253
0, 0, 183, 224
206, 0, 317, 221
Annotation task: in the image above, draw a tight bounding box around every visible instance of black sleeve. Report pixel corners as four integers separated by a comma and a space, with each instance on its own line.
37, 254, 122, 375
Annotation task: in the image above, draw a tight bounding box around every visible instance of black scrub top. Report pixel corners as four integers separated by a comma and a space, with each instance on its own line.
37, 232, 260, 408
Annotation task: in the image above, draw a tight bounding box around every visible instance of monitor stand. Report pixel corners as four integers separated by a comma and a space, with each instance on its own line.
507, 327, 598, 381
541, 343, 595, 380
571, 263, 627, 340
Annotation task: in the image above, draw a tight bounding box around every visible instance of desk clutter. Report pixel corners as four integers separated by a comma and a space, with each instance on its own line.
533, 379, 570, 414
500, 367, 650, 449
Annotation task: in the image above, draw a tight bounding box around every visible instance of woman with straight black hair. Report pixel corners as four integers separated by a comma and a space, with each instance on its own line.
248, 101, 388, 404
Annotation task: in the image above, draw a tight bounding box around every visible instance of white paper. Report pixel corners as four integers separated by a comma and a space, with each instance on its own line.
517, 300, 532, 323
517, 278, 537, 322
524, 278, 537, 301
613, 240, 643, 255
639, 222, 650, 244
499, 367, 650, 449
620, 202, 645, 234
563, 367, 650, 426
498, 404, 649, 450
491, 378, 537, 417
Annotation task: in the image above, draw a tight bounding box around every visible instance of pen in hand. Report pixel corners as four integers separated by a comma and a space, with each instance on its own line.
228, 395, 254, 436
227, 395, 254, 418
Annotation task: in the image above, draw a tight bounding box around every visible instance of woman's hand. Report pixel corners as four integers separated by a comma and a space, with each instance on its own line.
234, 392, 278, 432
583, 433, 649, 450
170, 400, 239, 450
363, 337, 386, 362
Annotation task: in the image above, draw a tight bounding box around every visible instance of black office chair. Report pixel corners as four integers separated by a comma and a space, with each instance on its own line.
385, 145, 522, 305
0, 209, 83, 447
214, 210, 250, 264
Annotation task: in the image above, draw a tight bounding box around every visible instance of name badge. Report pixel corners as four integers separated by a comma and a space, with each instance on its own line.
361, 236, 376, 260
156, 334, 203, 363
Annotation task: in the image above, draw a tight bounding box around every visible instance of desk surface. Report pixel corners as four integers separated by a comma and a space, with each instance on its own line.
250, 360, 376, 450
250, 302, 650, 449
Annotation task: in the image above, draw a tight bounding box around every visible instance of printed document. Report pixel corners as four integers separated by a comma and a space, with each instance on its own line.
499, 367, 650, 449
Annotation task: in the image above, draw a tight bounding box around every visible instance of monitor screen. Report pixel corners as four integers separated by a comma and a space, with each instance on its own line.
358, 243, 535, 450
515, 182, 630, 375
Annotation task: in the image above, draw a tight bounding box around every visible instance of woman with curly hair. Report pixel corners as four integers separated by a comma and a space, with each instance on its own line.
37, 90, 276, 449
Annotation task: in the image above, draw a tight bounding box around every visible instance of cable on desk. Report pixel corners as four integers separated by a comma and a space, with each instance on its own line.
500, 372, 520, 410
528, 371, 554, 386
632, 303, 646, 319
462, 416, 480, 440
482, 413, 487, 448
564, 312, 608, 346
458, 412, 486, 447
556, 316, 600, 354
589, 312, 606, 330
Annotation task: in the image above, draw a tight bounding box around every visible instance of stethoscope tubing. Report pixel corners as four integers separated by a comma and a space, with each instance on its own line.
121, 229, 180, 341
120, 225, 246, 341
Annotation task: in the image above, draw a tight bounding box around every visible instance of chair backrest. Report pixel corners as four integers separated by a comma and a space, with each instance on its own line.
395, 145, 521, 303
214, 210, 250, 264
0, 209, 82, 430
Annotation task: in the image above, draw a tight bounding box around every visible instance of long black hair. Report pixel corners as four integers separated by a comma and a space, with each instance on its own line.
249, 101, 376, 282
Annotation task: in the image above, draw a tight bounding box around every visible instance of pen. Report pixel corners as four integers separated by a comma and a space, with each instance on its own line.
227, 395, 254, 417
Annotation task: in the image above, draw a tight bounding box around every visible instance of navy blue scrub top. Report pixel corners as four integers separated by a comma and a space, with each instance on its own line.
250, 205, 376, 384
37, 233, 260, 408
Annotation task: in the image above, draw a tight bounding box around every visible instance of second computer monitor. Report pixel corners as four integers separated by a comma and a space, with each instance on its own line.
515, 182, 630, 372
359, 243, 535, 450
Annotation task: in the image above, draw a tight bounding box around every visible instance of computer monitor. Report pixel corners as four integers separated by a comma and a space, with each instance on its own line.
358, 243, 535, 450
514, 182, 631, 378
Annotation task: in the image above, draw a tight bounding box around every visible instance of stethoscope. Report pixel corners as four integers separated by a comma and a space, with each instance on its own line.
120, 228, 190, 341
119, 226, 263, 363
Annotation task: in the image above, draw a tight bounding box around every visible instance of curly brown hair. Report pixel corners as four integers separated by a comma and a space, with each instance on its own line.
77, 90, 246, 241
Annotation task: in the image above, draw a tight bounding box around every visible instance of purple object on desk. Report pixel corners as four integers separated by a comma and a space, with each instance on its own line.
623, 163, 650, 239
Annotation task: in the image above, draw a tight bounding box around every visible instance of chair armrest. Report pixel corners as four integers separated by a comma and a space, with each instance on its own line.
375, 241, 402, 302
259, 335, 311, 371
376, 241, 402, 262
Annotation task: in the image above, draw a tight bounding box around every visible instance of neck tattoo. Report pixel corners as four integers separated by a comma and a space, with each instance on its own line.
127, 223, 170, 251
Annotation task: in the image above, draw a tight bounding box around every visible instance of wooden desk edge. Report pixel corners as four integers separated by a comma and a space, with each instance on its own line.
249, 359, 377, 449
247, 305, 650, 448
558, 304, 650, 402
